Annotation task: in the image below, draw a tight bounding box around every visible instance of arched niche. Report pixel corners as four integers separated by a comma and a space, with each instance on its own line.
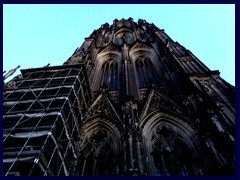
113, 29, 136, 45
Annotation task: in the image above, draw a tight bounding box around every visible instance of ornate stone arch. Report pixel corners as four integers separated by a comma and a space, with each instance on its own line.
77, 118, 122, 176
140, 112, 202, 176
91, 50, 121, 92
129, 43, 160, 91
129, 42, 158, 64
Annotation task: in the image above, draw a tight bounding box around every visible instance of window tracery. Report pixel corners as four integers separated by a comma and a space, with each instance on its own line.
101, 60, 118, 91
79, 129, 118, 176
135, 57, 156, 88
151, 125, 195, 176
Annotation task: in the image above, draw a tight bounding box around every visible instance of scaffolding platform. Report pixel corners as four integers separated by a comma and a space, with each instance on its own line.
3, 64, 92, 176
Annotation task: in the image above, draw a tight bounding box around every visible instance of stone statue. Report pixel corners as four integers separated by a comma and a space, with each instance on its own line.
3, 65, 20, 81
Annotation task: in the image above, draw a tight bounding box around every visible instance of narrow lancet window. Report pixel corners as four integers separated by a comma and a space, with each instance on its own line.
101, 61, 118, 91
135, 57, 156, 88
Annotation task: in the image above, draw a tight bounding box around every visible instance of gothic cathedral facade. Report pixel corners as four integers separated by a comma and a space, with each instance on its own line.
3, 18, 235, 176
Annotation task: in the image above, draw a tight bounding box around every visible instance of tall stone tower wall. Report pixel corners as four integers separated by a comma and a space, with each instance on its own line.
3, 18, 235, 176
65, 18, 235, 176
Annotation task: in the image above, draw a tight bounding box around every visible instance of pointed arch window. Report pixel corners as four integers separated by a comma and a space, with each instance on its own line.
151, 126, 195, 176
135, 57, 156, 88
78, 130, 118, 176
101, 61, 118, 91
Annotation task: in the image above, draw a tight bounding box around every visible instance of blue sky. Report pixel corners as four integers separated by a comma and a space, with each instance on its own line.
3, 4, 235, 85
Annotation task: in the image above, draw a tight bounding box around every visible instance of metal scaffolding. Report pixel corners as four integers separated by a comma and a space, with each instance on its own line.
3, 64, 92, 176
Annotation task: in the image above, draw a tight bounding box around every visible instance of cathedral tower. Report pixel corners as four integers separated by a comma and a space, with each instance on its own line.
3, 18, 235, 176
